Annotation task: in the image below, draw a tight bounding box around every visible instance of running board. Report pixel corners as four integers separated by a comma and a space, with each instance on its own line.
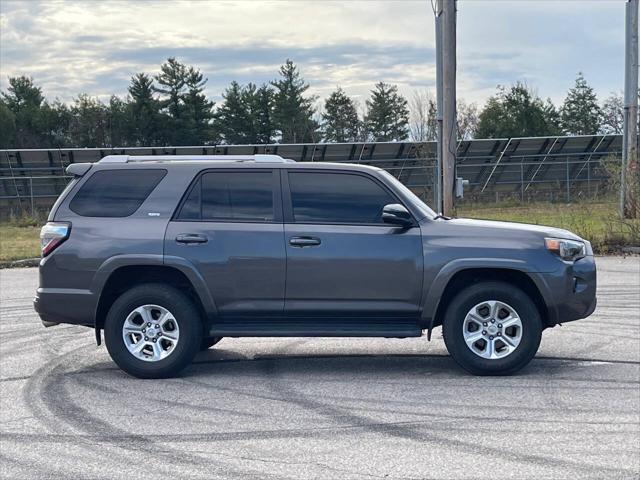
208, 319, 422, 338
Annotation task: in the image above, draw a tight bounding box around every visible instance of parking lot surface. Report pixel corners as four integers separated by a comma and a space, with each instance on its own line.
0, 256, 639, 479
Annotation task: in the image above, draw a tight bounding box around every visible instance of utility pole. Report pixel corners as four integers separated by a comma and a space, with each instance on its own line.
434, 0, 444, 213
435, 0, 457, 216
622, 0, 639, 219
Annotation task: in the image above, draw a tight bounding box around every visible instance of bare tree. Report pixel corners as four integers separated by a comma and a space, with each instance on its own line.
600, 92, 624, 135
409, 89, 437, 142
456, 99, 478, 140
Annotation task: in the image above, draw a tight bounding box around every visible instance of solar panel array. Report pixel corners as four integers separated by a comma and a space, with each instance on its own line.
0, 134, 623, 214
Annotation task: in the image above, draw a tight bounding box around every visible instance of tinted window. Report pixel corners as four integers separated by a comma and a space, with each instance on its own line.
69, 169, 166, 217
178, 171, 274, 222
289, 172, 395, 224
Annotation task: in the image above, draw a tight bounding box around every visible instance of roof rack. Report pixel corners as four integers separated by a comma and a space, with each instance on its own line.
99, 154, 293, 164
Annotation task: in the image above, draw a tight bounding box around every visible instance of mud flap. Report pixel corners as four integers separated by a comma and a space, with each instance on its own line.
95, 326, 102, 346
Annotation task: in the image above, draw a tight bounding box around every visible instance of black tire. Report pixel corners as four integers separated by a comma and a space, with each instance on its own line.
200, 337, 223, 351
104, 283, 203, 379
442, 281, 542, 376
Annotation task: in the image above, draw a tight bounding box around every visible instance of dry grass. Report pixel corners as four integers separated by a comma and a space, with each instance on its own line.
457, 201, 640, 253
0, 225, 41, 262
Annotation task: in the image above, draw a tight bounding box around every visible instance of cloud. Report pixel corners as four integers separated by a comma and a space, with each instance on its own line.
0, 0, 626, 107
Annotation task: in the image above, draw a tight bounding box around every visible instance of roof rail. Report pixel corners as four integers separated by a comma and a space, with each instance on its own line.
99, 154, 293, 164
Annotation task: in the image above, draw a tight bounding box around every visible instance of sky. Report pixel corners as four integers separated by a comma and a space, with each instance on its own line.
0, 0, 628, 110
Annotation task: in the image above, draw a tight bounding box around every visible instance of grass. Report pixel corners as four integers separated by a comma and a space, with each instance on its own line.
457, 201, 640, 253
0, 201, 638, 262
0, 225, 41, 262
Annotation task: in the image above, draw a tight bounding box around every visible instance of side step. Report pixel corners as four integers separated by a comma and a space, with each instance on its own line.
208, 319, 423, 338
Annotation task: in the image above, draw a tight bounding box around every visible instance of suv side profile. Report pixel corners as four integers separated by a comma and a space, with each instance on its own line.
35, 154, 597, 378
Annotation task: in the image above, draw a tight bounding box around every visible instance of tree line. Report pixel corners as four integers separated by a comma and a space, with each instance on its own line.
0, 58, 626, 149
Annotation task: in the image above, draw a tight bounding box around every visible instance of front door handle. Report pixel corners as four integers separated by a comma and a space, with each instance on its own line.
289, 236, 321, 247
176, 233, 208, 244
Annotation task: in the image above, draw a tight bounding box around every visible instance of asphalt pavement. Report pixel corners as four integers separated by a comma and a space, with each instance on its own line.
0, 256, 638, 479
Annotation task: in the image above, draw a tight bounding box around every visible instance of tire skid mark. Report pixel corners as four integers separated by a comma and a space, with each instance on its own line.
18, 346, 260, 480
254, 345, 638, 478
72, 374, 263, 419
0, 451, 106, 480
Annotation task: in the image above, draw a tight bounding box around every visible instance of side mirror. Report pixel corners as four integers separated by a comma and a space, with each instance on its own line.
382, 204, 413, 227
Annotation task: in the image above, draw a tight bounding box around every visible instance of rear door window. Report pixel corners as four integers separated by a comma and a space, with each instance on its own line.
69, 169, 166, 217
177, 171, 275, 222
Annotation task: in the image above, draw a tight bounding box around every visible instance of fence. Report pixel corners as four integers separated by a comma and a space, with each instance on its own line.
0, 134, 622, 217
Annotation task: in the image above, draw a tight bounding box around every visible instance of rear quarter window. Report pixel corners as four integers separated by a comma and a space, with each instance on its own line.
69, 169, 166, 217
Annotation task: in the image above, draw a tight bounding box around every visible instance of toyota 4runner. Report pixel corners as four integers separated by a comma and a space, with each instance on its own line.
34, 154, 597, 378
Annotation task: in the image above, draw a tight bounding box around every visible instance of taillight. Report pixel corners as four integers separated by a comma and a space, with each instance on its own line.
40, 222, 71, 257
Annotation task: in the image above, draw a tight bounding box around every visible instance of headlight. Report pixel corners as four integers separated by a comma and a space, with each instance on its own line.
545, 238, 586, 261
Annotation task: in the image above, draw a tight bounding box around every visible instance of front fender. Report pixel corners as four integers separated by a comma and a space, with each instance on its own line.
421, 258, 557, 337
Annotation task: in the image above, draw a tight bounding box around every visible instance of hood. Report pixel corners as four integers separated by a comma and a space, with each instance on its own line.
445, 217, 583, 242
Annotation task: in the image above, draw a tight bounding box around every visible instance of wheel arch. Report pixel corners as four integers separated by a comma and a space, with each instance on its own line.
94, 260, 217, 334
423, 263, 554, 339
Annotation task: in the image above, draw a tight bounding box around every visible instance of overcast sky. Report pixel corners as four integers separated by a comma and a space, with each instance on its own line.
0, 0, 627, 109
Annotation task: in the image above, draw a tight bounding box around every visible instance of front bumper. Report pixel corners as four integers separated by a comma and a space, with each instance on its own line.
542, 254, 597, 325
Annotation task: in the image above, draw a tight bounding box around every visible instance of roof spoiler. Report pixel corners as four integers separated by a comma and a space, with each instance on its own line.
66, 163, 93, 177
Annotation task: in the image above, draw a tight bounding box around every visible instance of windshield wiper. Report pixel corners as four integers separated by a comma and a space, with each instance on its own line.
433, 214, 451, 220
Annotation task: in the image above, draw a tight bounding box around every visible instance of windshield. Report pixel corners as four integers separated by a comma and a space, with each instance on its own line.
380, 171, 437, 220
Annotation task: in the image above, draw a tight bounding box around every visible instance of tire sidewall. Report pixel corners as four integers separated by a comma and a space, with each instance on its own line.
443, 282, 542, 375
104, 284, 202, 378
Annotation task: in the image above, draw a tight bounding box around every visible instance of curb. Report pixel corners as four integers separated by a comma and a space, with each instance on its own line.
0, 258, 40, 269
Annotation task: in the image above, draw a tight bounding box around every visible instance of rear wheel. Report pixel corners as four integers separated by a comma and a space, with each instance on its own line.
104, 283, 202, 379
442, 281, 542, 375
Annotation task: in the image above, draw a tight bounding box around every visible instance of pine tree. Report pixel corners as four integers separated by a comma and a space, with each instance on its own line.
128, 73, 162, 146
184, 66, 215, 145
40, 100, 71, 148
107, 95, 130, 147
271, 59, 318, 143
561, 72, 601, 135
69, 94, 109, 147
154, 58, 188, 143
322, 87, 360, 142
1, 76, 46, 147
365, 82, 409, 142
0, 100, 16, 148
215, 81, 252, 144
252, 84, 275, 144
475, 83, 561, 138
543, 98, 563, 135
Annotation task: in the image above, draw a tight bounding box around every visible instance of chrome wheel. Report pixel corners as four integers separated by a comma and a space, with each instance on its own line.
462, 300, 522, 360
122, 304, 180, 362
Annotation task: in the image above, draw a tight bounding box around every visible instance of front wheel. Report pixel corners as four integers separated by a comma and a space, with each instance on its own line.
104, 284, 203, 379
442, 281, 542, 375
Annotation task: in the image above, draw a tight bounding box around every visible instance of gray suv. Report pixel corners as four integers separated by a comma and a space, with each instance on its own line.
34, 154, 597, 378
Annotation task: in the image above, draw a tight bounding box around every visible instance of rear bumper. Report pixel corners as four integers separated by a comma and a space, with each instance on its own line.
34, 287, 96, 327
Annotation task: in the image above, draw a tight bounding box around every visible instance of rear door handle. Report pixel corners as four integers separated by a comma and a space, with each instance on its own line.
289, 236, 321, 247
176, 233, 208, 244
